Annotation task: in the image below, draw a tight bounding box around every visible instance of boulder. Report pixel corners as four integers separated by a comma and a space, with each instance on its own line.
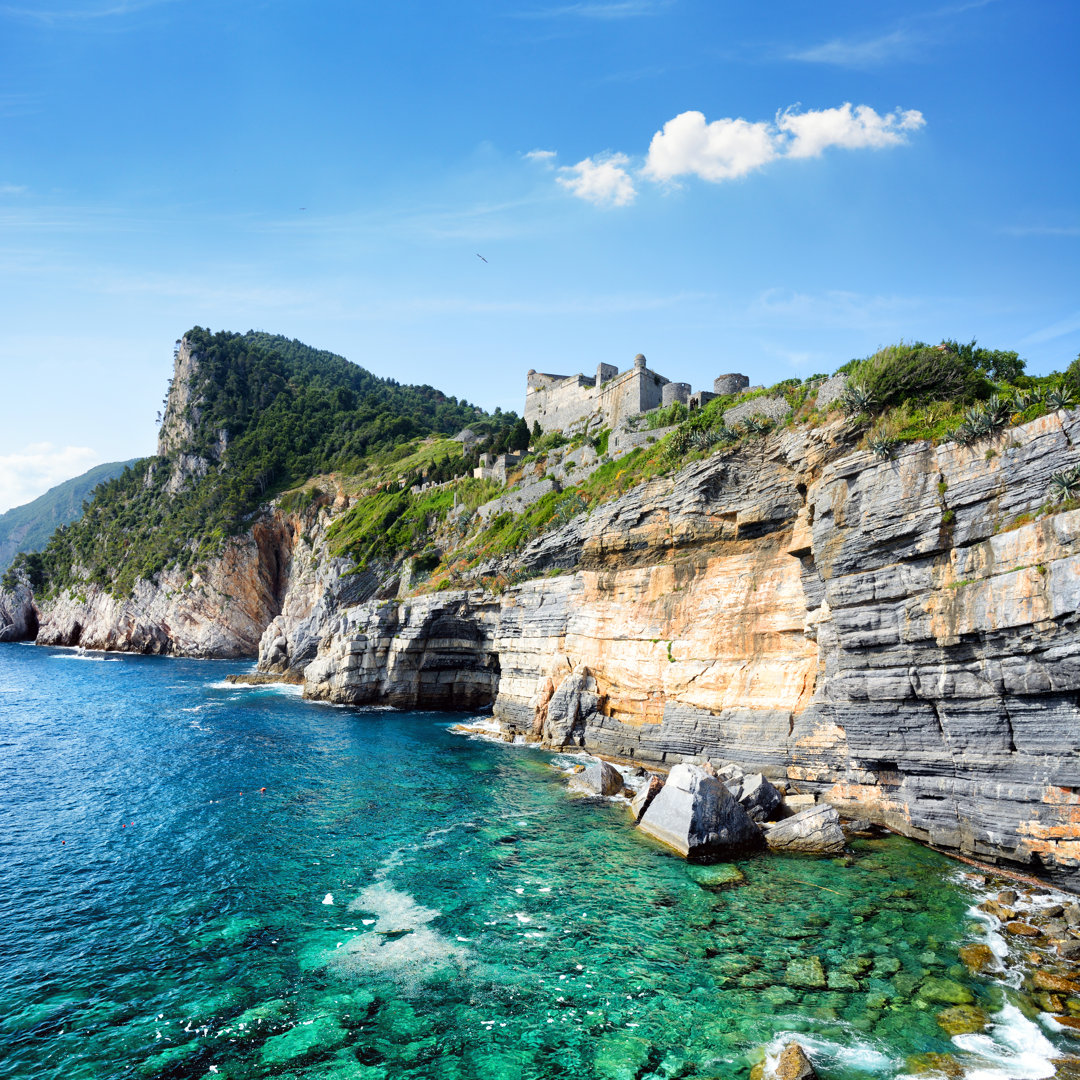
762, 804, 846, 854
751, 1042, 818, 1080
782, 793, 817, 814
728, 773, 784, 822
637, 763, 763, 859
581, 760, 623, 796
630, 775, 663, 822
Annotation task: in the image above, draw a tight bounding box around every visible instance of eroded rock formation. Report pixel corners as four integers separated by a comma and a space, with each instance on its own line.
287, 411, 1080, 886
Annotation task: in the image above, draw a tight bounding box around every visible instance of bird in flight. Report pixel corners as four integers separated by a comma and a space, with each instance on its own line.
476, 253, 487, 263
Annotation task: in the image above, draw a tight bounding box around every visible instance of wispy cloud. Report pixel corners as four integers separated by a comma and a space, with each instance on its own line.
786, 0, 999, 68
1001, 225, 1080, 238
1, 0, 175, 23
510, 1, 669, 19
550, 102, 925, 207
787, 29, 916, 67
1019, 311, 1080, 347
0, 442, 100, 515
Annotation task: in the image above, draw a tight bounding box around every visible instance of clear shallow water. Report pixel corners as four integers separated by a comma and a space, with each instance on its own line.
0, 645, 1070, 1079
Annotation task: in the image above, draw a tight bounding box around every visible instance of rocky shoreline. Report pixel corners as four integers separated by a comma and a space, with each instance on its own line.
7, 407, 1080, 889
454, 721, 1080, 1078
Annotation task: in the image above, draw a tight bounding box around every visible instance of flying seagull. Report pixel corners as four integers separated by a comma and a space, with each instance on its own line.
476, 253, 487, 263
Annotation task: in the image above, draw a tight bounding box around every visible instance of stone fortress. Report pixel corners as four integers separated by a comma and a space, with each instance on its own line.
525, 353, 751, 437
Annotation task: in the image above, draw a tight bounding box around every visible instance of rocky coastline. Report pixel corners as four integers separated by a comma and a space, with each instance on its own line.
6, 407, 1080, 888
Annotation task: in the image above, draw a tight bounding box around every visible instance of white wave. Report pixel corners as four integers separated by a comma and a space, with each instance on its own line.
329, 880, 469, 989
322, 893, 334, 906
50, 653, 120, 662
762, 1030, 895, 1075
949, 1003, 1058, 1080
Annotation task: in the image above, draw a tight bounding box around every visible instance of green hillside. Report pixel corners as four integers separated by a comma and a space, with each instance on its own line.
0, 460, 136, 572
8, 328, 517, 598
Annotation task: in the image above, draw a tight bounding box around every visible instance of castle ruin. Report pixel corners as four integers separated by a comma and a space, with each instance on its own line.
525, 355, 748, 436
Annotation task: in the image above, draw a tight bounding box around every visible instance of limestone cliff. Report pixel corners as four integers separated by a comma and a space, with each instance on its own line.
34, 517, 296, 657
0, 580, 37, 642
277, 411, 1080, 887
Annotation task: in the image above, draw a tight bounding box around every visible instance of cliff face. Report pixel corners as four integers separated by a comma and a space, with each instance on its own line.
34, 517, 296, 657
0, 581, 37, 642
285, 412, 1080, 886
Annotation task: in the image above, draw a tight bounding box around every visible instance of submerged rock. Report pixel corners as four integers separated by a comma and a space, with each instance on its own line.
917, 977, 975, 1006
260, 1016, 348, 1065
959, 943, 997, 973
937, 1004, 989, 1035
637, 763, 763, 859
785, 956, 826, 989
685, 863, 746, 890
762, 804, 846, 854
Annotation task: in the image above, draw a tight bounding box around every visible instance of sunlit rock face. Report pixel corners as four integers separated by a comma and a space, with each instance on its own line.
301, 412, 1080, 885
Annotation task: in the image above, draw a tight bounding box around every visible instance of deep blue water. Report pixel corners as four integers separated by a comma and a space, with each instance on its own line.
0, 643, 1069, 1079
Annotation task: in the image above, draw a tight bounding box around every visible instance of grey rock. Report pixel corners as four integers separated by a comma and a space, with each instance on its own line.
637, 763, 763, 859
763, 804, 846, 854
582, 760, 623, 796
630, 775, 663, 821
729, 772, 784, 822
0, 581, 36, 642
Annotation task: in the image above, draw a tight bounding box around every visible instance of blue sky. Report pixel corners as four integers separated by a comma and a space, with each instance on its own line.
1, 0, 1077, 511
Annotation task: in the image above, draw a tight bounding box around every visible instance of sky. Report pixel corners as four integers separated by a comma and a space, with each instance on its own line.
0, 0, 1078, 512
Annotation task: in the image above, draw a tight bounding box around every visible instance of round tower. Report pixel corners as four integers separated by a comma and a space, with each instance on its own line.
714, 373, 749, 396
662, 382, 691, 407
634, 353, 647, 371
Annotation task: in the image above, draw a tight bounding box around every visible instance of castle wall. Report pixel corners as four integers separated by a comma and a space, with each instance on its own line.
525, 362, 670, 434
525, 374, 599, 433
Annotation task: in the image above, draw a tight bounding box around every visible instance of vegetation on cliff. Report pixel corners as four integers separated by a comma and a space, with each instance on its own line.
5, 329, 515, 598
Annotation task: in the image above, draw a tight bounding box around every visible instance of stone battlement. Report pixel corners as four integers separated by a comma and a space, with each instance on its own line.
525, 355, 748, 436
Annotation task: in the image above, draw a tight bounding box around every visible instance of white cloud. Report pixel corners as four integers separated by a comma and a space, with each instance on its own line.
553, 102, 925, 205
777, 103, 925, 159
0, 442, 100, 514
524, 149, 558, 167
556, 153, 636, 207
641, 111, 777, 183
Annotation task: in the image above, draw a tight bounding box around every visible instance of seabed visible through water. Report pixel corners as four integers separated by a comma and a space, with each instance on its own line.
0, 643, 1075, 1079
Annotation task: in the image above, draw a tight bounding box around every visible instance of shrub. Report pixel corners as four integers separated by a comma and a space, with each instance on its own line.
847, 343, 991, 414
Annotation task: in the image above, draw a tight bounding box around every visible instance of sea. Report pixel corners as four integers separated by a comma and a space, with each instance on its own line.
0, 642, 1072, 1079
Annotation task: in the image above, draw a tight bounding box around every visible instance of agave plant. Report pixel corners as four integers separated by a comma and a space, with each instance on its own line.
741, 415, 772, 438
869, 433, 897, 459
983, 393, 1012, 432
1049, 464, 1080, 501
552, 492, 587, 526
840, 381, 875, 416
1010, 388, 1032, 412
1044, 385, 1077, 411
713, 424, 740, 444
690, 429, 720, 452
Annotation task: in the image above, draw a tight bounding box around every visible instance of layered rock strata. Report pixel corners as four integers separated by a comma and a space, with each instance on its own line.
293, 412, 1080, 886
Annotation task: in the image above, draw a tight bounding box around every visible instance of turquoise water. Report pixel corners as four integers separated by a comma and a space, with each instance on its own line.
0, 644, 1069, 1079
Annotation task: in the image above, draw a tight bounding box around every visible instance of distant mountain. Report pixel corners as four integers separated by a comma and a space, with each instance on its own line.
0, 460, 137, 572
